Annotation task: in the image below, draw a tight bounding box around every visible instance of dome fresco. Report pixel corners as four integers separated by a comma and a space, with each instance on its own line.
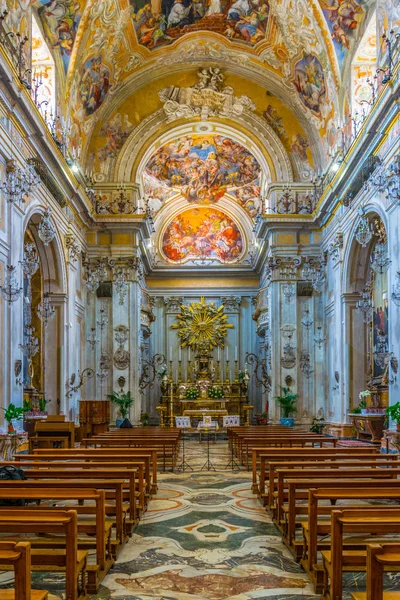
161, 207, 244, 263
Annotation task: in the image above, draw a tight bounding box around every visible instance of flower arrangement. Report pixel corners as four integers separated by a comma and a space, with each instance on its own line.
359, 390, 371, 400
208, 386, 224, 399
185, 386, 199, 400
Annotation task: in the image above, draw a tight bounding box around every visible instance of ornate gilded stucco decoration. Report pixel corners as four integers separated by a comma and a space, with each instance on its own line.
171, 297, 234, 352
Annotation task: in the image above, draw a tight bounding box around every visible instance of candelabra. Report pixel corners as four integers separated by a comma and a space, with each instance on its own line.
0, 14, 32, 89
19, 325, 39, 360
139, 353, 167, 390
1, 159, 40, 204
392, 272, 400, 307
96, 353, 110, 382
355, 211, 373, 247
314, 327, 326, 349
301, 308, 313, 330
37, 293, 55, 327
0, 265, 23, 304
370, 242, 391, 274
245, 352, 271, 391
21, 243, 39, 278
38, 209, 56, 246
359, 75, 377, 107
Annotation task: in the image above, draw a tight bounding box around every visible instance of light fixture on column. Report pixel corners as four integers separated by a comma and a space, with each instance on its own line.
38, 208, 56, 246
0, 265, 23, 304
356, 289, 373, 322
355, 210, 373, 247
85, 264, 100, 293
1, 159, 40, 204
300, 351, 313, 378
96, 302, 109, 330
392, 272, 400, 307
87, 327, 98, 351
314, 326, 326, 349
301, 307, 313, 330
19, 325, 39, 359
37, 292, 55, 327
21, 243, 40, 277
370, 241, 391, 274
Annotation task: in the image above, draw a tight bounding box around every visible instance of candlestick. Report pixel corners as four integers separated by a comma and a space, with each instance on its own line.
216, 360, 221, 382
226, 347, 229, 361
218, 346, 220, 360
169, 382, 174, 428
178, 360, 182, 382
188, 348, 191, 361
169, 360, 173, 381
234, 359, 239, 382
169, 346, 172, 360
187, 360, 191, 383
235, 345, 238, 361
225, 360, 230, 382
179, 346, 182, 361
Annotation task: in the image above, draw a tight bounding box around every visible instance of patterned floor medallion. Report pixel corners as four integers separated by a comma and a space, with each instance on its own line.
2, 438, 390, 599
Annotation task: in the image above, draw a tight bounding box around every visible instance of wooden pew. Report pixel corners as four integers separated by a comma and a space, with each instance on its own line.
82, 436, 178, 472
29, 448, 158, 494
0, 488, 111, 594
253, 447, 381, 496
0, 541, 48, 600
304, 487, 400, 591
322, 510, 400, 600
0, 478, 127, 555
0, 509, 86, 600
352, 543, 400, 600
7, 459, 144, 516
266, 457, 400, 508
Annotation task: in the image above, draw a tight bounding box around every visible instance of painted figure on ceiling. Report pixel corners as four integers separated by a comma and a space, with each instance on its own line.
37, 0, 82, 71
132, 0, 270, 48
293, 54, 327, 115
80, 55, 110, 116
319, 0, 368, 67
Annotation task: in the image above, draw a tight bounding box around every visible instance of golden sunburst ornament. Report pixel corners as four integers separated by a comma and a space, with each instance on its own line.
171, 297, 234, 352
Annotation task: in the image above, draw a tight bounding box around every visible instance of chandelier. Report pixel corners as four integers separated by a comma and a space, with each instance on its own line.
87, 328, 98, 351
37, 293, 55, 327
0, 265, 23, 304
21, 243, 40, 277
370, 242, 391, 274
0, 159, 40, 204
19, 325, 39, 360
114, 267, 128, 305
300, 351, 313, 378
282, 283, 296, 304
356, 289, 373, 323
311, 267, 326, 291
392, 272, 400, 307
38, 209, 56, 246
355, 214, 373, 247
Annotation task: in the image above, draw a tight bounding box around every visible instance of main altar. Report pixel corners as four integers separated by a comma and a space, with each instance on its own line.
155, 297, 253, 427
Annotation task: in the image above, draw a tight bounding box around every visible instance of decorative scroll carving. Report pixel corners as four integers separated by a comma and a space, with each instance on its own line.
221, 296, 241, 312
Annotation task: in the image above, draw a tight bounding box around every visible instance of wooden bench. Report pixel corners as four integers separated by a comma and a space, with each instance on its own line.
253, 447, 380, 494
0, 487, 111, 594
265, 457, 400, 508
30, 448, 158, 493
0, 541, 48, 600
0, 509, 86, 600
0, 478, 128, 555
352, 543, 400, 600
7, 459, 144, 516
239, 435, 338, 468
304, 487, 400, 591
322, 510, 400, 600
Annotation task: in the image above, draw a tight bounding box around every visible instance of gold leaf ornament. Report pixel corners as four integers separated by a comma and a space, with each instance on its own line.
171, 297, 234, 352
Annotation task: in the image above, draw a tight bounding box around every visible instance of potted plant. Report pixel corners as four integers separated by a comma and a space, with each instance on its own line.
275, 386, 298, 427
353, 399, 367, 414
140, 412, 149, 426
256, 411, 269, 425
386, 402, 400, 432
107, 391, 134, 427
310, 416, 325, 434
358, 390, 370, 414
1, 404, 28, 433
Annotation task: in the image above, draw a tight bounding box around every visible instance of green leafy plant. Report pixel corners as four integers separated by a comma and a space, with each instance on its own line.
1, 403, 28, 425
274, 387, 298, 418
386, 402, 400, 425
107, 391, 134, 419
140, 412, 149, 426
353, 399, 367, 414
185, 386, 199, 400
38, 398, 48, 412
310, 417, 325, 434
23, 398, 32, 412
208, 386, 224, 399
